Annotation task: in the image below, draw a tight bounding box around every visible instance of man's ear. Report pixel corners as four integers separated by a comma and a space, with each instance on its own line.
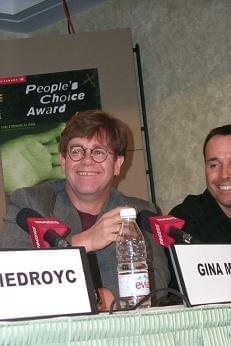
59, 153, 66, 174
114, 155, 124, 176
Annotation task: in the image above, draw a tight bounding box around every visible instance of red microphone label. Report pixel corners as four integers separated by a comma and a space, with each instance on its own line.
26, 218, 69, 248
149, 215, 185, 247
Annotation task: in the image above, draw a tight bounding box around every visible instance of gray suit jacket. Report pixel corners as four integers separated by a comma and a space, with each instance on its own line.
0, 180, 170, 299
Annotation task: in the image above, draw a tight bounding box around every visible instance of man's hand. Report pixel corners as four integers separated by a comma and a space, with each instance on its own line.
98, 287, 115, 311
71, 206, 127, 252
1, 123, 65, 195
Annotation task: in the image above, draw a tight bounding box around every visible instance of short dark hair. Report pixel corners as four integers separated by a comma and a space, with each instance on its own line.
59, 109, 128, 157
203, 124, 231, 159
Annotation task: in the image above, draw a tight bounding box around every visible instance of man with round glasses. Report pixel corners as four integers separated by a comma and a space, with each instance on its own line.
68, 145, 114, 163
0, 109, 170, 309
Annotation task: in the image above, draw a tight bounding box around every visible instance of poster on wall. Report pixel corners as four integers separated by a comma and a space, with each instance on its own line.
0, 69, 101, 197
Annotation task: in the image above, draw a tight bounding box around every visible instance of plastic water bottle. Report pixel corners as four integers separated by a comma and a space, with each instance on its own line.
116, 208, 151, 309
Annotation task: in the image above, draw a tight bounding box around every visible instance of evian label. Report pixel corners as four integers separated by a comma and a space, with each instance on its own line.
118, 272, 150, 297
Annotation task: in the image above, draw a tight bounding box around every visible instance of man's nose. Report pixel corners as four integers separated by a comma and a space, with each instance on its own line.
82, 149, 94, 164
221, 162, 231, 179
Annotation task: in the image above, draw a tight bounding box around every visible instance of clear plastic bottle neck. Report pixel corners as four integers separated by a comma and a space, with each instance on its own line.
121, 217, 136, 222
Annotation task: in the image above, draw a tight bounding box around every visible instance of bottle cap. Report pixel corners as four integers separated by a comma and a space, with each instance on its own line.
120, 208, 136, 219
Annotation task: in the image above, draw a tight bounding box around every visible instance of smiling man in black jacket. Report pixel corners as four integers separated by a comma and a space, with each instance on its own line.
168, 124, 231, 294
170, 124, 231, 243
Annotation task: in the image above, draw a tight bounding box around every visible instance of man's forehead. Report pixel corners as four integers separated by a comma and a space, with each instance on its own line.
69, 134, 109, 146
206, 135, 231, 150
205, 135, 231, 159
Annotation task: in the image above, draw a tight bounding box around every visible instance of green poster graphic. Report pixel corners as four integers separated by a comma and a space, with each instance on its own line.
0, 69, 101, 195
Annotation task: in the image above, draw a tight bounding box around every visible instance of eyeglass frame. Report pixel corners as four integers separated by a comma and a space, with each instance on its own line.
67, 145, 115, 163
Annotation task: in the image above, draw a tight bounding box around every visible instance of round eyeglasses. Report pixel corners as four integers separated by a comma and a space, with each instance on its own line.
67, 145, 114, 163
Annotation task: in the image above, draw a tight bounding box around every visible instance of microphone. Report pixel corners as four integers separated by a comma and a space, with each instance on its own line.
148, 214, 185, 247
167, 228, 194, 244
16, 208, 71, 248
137, 210, 199, 247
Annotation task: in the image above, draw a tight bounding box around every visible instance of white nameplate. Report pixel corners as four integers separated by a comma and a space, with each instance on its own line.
170, 244, 231, 306
0, 248, 97, 320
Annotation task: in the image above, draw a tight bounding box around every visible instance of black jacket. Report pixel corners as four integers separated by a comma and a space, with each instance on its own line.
168, 189, 231, 293
170, 189, 231, 243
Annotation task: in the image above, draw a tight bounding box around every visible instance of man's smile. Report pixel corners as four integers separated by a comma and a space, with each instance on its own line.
77, 171, 99, 176
218, 185, 231, 191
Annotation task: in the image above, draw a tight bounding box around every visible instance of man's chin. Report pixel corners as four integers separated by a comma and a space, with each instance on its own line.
209, 188, 231, 203
217, 199, 231, 215
78, 189, 98, 196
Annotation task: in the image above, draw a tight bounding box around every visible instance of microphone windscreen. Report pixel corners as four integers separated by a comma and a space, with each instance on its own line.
137, 209, 158, 232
